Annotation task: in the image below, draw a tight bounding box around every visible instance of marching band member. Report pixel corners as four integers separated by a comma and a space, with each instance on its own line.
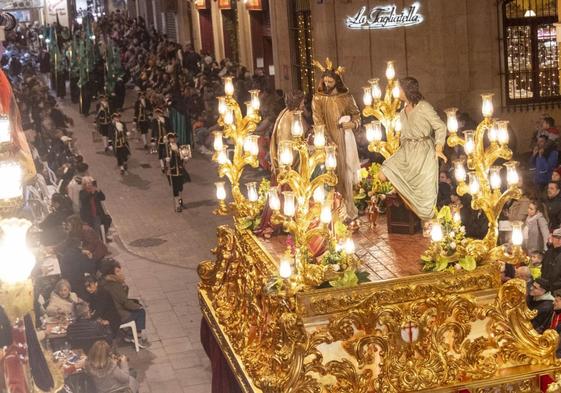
151, 107, 172, 173
134, 91, 152, 149
164, 133, 188, 212
96, 95, 112, 152
110, 112, 131, 175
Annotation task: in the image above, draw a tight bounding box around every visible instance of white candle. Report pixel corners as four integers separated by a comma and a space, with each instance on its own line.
369, 78, 382, 100
481, 93, 494, 118
445, 108, 458, 134
283, 191, 296, 217
313, 125, 326, 148
363, 86, 373, 106
224, 76, 235, 96
489, 167, 501, 190
213, 131, 223, 152
215, 182, 226, 201
279, 255, 292, 279
246, 182, 258, 202
325, 146, 337, 170
430, 221, 443, 242
279, 141, 294, 166
320, 203, 332, 224
511, 221, 523, 246
269, 188, 280, 210
385, 60, 396, 80
344, 237, 355, 254
313, 186, 326, 203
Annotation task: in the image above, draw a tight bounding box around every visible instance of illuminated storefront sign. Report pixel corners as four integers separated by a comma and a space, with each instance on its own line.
345, 2, 424, 30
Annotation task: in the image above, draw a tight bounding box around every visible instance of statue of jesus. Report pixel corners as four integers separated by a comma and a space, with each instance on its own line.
312, 59, 361, 223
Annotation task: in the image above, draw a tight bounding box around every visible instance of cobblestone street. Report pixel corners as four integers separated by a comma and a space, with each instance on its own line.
57, 91, 224, 392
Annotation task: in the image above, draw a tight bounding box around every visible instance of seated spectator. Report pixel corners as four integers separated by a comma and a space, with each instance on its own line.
79, 177, 112, 238
523, 200, 550, 253
85, 340, 139, 393
67, 162, 89, 213
530, 251, 544, 280
84, 275, 122, 336
543, 181, 561, 231
64, 215, 108, 267
57, 236, 96, 300
46, 279, 80, 318
528, 278, 554, 333
38, 193, 74, 245
542, 228, 561, 293
67, 302, 113, 352
531, 135, 558, 189
100, 259, 149, 347
547, 290, 561, 357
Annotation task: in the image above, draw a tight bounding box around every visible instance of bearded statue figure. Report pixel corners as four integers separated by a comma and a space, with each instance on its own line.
311, 59, 361, 223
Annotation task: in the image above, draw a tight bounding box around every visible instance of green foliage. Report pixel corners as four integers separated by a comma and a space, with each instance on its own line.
329, 270, 359, 288
354, 163, 393, 211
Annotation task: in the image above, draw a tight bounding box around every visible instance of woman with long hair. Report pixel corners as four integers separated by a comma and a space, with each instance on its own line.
86, 340, 139, 393
380, 77, 447, 220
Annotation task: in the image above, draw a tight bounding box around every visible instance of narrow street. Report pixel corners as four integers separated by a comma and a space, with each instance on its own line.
57, 91, 224, 392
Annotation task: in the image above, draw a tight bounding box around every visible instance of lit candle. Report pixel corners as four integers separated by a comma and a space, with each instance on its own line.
215, 182, 226, 200
249, 90, 260, 111
504, 161, 519, 186
488, 121, 498, 143
217, 147, 230, 165
444, 108, 458, 134
372, 121, 383, 141
269, 188, 281, 210
489, 166, 502, 190
385, 60, 396, 80
363, 86, 373, 106
0, 218, 36, 284
325, 146, 337, 170
0, 161, 22, 201
213, 131, 223, 152
291, 110, 304, 138
463, 130, 475, 155
283, 191, 296, 217
369, 78, 382, 100
224, 109, 234, 126
391, 81, 401, 99
279, 254, 292, 279
245, 102, 255, 117
320, 202, 332, 224
0, 115, 10, 144
246, 182, 258, 202
497, 120, 509, 145
511, 221, 523, 246
218, 96, 227, 115
244, 135, 259, 157
344, 237, 355, 254
481, 93, 494, 118
468, 171, 480, 195
394, 117, 402, 133
454, 160, 467, 183
224, 76, 235, 96
430, 221, 443, 242
279, 140, 294, 166
313, 186, 326, 203
313, 125, 326, 148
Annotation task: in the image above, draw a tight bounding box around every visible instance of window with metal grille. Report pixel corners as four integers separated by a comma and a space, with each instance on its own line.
288, 0, 314, 94
501, 0, 560, 106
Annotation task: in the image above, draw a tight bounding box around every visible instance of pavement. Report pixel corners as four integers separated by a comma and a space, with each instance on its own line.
56, 90, 221, 392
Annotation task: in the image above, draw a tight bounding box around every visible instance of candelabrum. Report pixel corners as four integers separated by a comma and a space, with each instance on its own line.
362, 60, 403, 159
443, 94, 524, 264
212, 76, 262, 220
268, 117, 355, 288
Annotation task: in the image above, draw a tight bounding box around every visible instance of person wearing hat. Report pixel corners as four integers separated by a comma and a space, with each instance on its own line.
165, 133, 186, 212
151, 107, 172, 172
134, 91, 152, 149
540, 227, 561, 293
110, 112, 130, 175
528, 277, 554, 333
96, 95, 112, 152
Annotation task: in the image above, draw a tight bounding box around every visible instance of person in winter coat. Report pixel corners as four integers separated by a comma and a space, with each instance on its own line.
84, 275, 122, 336
524, 200, 550, 254
45, 279, 81, 318
541, 228, 561, 293
86, 340, 139, 393
62, 215, 108, 268
531, 136, 559, 189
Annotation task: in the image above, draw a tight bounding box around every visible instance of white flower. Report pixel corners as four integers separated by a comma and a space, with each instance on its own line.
454, 263, 462, 271
449, 242, 456, 249
332, 264, 341, 272
449, 231, 455, 238
459, 226, 466, 233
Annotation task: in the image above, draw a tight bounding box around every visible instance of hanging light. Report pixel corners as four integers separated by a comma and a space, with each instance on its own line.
497, 120, 510, 145
325, 146, 337, 170
481, 93, 494, 118
282, 191, 296, 217
313, 185, 326, 203
363, 86, 373, 106
385, 60, 396, 80
320, 202, 332, 224
504, 161, 520, 186
279, 140, 294, 166
279, 254, 292, 279
243, 135, 259, 157
223, 76, 235, 96
215, 182, 226, 201
218, 96, 227, 115
269, 188, 281, 211
511, 221, 523, 246
444, 108, 458, 134
489, 166, 502, 190
453, 160, 467, 183
213, 131, 224, 152
369, 78, 382, 100
468, 171, 480, 195
291, 110, 304, 138
246, 182, 258, 202
0, 218, 36, 284
463, 130, 475, 155
249, 90, 261, 111
313, 125, 326, 148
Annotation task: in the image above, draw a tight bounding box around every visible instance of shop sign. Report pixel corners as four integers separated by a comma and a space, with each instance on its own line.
345, 2, 423, 30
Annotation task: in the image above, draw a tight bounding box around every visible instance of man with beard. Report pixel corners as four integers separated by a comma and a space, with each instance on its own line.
311, 58, 361, 226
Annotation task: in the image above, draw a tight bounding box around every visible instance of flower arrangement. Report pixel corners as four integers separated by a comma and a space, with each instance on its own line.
354, 163, 393, 212
421, 206, 476, 272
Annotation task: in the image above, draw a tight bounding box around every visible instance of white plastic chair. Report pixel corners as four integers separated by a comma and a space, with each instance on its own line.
120, 320, 140, 352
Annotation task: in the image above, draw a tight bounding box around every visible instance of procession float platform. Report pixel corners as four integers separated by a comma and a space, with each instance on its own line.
198, 215, 561, 393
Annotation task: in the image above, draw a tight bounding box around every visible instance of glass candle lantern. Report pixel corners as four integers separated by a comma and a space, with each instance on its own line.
325, 146, 337, 170
369, 78, 382, 100
344, 237, 355, 254
0, 162, 22, 201
279, 254, 292, 279
385, 60, 396, 80
291, 110, 304, 138
245, 102, 255, 117
313, 125, 326, 148
282, 191, 296, 217
246, 182, 258, 202
468, 171, 480, 195
488, 121, 498, 143
0, 218, 36, 284
489, 166, 502, 190
0, 115, 10, 144
213, 131, 224, 152
445, 108, 458, 134
391, 81, 401, 99
366, 121, 383, 142
394, 117, 402, 133
313, 185, 326, 203
497, 120, 510, 145
504, 161, 519, 186
249, 90, 260, 111
217, 147, 230, 165
320, 202, 332, 224
218, 96, 227, 115
224, 109, 234, 126
244, 135, 259, 157
511, 221, 523, 246
223, 76, 235, 96
454, 160, 467, 183
269, 188, 280, 211
279, 140, 294, 166
430, 221, 443, 242
481, 93, 494, 118
463, 130, 475, 155
363, 86, 373, 106
215, 182, 226, 201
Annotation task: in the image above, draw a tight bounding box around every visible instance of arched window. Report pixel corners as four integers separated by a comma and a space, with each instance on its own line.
501, 0, 560, 105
